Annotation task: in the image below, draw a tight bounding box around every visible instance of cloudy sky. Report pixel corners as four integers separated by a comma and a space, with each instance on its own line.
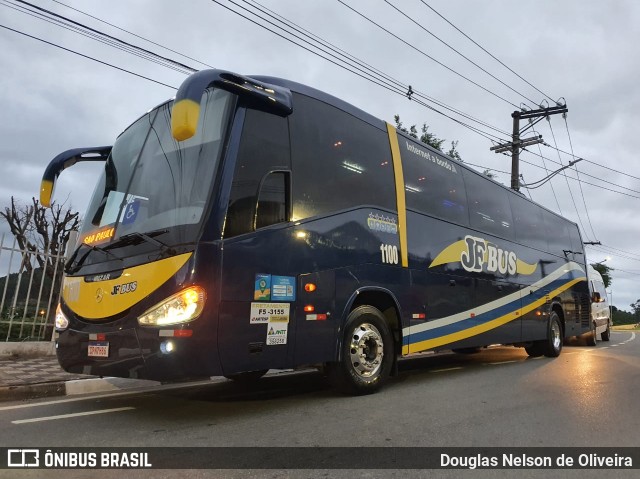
1, 0, 639, 309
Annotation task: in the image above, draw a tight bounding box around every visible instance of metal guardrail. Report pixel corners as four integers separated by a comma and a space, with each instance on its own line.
0, 233, 65, 342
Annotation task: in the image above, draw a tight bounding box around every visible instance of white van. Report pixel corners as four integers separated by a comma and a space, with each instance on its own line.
587, 265, 612, 345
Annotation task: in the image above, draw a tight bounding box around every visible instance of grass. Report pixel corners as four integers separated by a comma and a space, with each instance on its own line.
612, 324, 640, 331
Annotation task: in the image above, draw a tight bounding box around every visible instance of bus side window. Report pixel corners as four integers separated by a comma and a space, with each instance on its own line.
509, 193, 548, 251
463, 169, 515, 240
289, 93, 396, 220
543, 212, 572, 257
255, 171, 290, 230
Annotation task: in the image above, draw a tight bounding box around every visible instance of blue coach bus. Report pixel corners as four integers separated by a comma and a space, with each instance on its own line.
42, 69, 591, 394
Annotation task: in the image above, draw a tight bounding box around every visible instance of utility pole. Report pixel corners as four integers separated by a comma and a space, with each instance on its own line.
490, 104, 568, 191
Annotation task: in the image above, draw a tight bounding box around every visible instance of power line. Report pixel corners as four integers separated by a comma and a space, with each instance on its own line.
383, 0, 539, 107
0, 23, 178, 89
1, 1, 193, 76
335, 0, 522, 109
530, 128, 562, 214
522, 146, 640, 197
418, 0, 555, 103
245, 0, 510, 138
545, 118, 590, 240
519, 154, 640, 200
542, 142, 640, 183
562, 114, 597, 239
212, 0, 509, 142
50, 0, 215, 69
9, 0, 196, 74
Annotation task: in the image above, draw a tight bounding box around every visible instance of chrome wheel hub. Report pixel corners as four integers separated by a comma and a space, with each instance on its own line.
551, 321, 561, 350
349, 323, 384, 378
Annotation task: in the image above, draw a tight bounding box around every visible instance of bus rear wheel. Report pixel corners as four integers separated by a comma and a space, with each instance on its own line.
525, 312, 563, 358
327, 305, 394, 395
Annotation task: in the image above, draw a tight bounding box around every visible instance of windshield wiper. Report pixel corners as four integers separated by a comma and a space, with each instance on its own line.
105, 230, 176, 256
65, 243, 122, 275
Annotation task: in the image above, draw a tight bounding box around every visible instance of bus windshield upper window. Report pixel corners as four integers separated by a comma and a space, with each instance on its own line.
80, 88, 234, 247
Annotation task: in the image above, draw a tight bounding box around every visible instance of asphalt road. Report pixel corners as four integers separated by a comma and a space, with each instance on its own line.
1, 331, 638, 479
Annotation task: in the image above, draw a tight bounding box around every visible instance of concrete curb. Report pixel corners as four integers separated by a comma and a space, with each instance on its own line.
0, 341, 56, 358
0, 381, 67, 401
65, 377, 160, 395
0, 377, 161, 402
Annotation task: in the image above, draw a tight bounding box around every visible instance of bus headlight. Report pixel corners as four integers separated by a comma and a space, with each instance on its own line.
138, 286, 206, 326
55, 304, 69, 330
54, 303, 69, 331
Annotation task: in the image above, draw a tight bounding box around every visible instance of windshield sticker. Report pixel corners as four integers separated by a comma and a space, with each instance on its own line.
271, 275, 296, 301
250, 302, 290, 324
367, 213, 398, 235
122, 200, 140, 225
254, 274, 271, 300
430, 235, 538, 276
100, 191, 125, 227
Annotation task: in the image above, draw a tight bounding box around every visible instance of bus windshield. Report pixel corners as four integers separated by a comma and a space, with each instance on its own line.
78, 88, 234, 255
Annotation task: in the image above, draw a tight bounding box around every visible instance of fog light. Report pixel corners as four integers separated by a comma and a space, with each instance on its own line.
160, 340, 175, 354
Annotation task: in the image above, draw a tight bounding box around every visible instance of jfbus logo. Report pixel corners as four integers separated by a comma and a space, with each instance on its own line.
461, 235, 518, 275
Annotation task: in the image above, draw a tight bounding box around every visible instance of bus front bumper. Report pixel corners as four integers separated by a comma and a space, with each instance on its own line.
54, 327, 221, 381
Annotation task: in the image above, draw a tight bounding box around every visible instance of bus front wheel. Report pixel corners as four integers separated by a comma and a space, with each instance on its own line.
327, 305, 394, 395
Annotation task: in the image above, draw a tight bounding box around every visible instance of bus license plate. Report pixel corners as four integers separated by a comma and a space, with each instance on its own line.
88, 341, 109, 358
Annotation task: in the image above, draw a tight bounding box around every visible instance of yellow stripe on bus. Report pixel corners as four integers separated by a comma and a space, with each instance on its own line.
402, 277, 585, 355
386, 123, 408, 268
63, 253, 193, 319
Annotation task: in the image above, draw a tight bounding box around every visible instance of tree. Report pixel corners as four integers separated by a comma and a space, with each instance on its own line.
631, 300, 640, 321
590, 263, 613, 288
394, 115, 462, 161
0, 196, 80, 278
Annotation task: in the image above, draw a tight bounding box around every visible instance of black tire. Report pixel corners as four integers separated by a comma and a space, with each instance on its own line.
525, 342, 544, 357
327, 305, 394, 395
601, 323, 611, 341
586, 322, 597, 346
224, 369, 268, 383
526, 311, 563, 358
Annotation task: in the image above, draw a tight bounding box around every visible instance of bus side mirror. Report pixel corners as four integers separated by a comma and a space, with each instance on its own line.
40, 146, 112, 207
171, 69, 292, 142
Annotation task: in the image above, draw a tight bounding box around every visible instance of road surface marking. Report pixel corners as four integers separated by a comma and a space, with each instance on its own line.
11, 406, 135, 424
488, 360, 517, 365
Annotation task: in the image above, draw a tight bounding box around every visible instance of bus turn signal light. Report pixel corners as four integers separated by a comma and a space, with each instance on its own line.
304, 283, 317, 292
304, 305, 315, 313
